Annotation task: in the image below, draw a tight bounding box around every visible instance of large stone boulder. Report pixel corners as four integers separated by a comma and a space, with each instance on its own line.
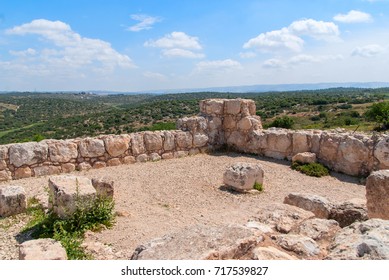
283, 193, 333, 219
79, 138, 105, 158
9, 142, 48, 167
327, 219, 389, 260
131, 224, 263, 260
131, 133, 145, 155
103, 135, 130, 157
366, 170, 389, 219
0, 185, 26, 217
264, 129, 292, 160
274, 234, 320, 257
329, 199, 368, 227
252, 246, 297, 260
91, 178, 114, 199
19, 238, 67, 260
48, 141, 78, 163
292, 218, 340, 241
223, 162, 264, 192
291, 152, 317, 164
374, 136, 389, 169
250, 203, 315, 233
48, 175, 96, 218
144, 132, 163, 151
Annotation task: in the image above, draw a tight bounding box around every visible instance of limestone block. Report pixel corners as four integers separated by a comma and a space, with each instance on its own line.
0, 170, 11, 181
241, 99, 256, 116
366, 170, 389, 219
150, 153, 161, 162
246, 131, 267, 153
224, 99, 241, 115
0, 160, 7, 170
61, 163, 76, 173
9, 142, 48, 167
48, 175, 96, 218
91, 178, 114, 199
223, 115, 236, 130
144, 132, 163, 151
0, 185, 26, 217
292, 218, 340, 241
292, 152, 317, 164
93, 161, 106, 169
253, 246, 297, 260
292, 132, 311, 154
161, 153, 174, 160
237, 117, 252, 131
176, 116, 207, 133
79, 138, 105, 158
226, 131, 246, 148
223, 162, 264, 192
189, 148, 200, 156
136, 154, 149, 162
19, 239, 67, 260
193, 133, 208, 148
264, 129, 292, 159
48, 141, 78, 162
329, 199, 368, 227
175, 131, 192, 149
33, 166, 61, 177
131, 133, 146, 155
284, 193, 333, 219
318, 133, 341, 168
374, 136, 389, 169
200, 99, 224, 116
208, 116, 222, 131
123, 156, 136, 164
274, 234, 320, 257
103, 135, 130, 157
14, 166, 32, 179
0, 146, 9, 160
77, 162, 92, 171
174, 151, 189, 158
163, 131, 176, 151
107, 158, 121, 166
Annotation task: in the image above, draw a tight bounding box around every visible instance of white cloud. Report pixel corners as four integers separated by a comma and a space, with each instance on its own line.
352, 44, 385, 57
263, 58, 285, 69
196, 59, 242, 72
128, 14, 161, 32
263, 54, 343, 68
161, 48, 204, 58
145, 31, 202, 50
239, 51, 257, 58
9, 48, 37, 56
143, 71, 167, 81
6, 19, 135, 70
333, 10, 372, 23
244, 19, 339, 53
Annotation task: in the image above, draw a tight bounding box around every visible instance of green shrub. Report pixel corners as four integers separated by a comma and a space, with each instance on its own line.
269, 116, 294, 129
23, 195, 115, 260
253, 182, 264, 192
291, 161, 329, 177
365, 101, 389, 130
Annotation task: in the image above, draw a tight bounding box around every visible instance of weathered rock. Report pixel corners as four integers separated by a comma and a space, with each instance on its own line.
162, 131, 176, 151
245, 221, 273, 234
0, 159, 6, 170
144, 132, 163, 151
91, 178, 114, 199
200, 99, 225, 116
93, 161, 106, 169
131, 133, 145, 155
224, 99, 242, 115
0, 146, 9, 160
19, 239, 67, 260
252, 246, 297, 260
223, 115, 236, 130
292, 218, 340, 241
292, 132, 311, 155
327, 219, 389, 260
237, 117, 252, 131
329, 200, 368, 227
250, 203, 315, 233
292, 152, 317, 164
33, 166, 61, 177
223, 162, 264, 192
189, 148, 200, 156
61, 163, 76, 173
176, 116, 207, 133
175, 131, 192, 149
264, 129, 292, 160
123, 156, 136, 164
131, 224, 263, 260
318, 133, 341, 168
374, 136, 389, 169
107, 158, 121, 166
9, 142, 48, 167
0, 185, 26, 217
161, 153, 174, 160
0, 170, 11, 181
366, 170, 389, 219
193, 133, 208, 148
48, 175, 96, 218
103, 135, 130, 157
150, 153, 161, 162
79, 138, 105, 158
136, 154, 149, 162
227, 131, 246, 148
283, 193, 333, 219
274, 234, 320, 257
77, 162, 92, 171
14, 166, 32, 179
48, 141, 78, 162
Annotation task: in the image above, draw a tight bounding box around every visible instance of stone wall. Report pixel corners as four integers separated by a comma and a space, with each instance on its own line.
0, 98, 388, 181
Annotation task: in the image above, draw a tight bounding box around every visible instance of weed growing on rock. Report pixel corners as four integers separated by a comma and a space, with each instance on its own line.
253, 182, 264, 192
22, 195, 115, 260
291, 161, 329, 177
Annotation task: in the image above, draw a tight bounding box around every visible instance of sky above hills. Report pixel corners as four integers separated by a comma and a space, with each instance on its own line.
1, 0, 389, 92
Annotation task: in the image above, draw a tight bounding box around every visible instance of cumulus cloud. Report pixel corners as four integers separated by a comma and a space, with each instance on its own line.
143, 71, 167, 81
128, 14, 161, 32
145, 31, 204, 58
352, 44, 385, 57
9, 48, 37, 56
196, 59, 242, 72
263, 54, 343, 69
239, 51, 257, 58
333, 10, 372, 23
243, 19, 339, 53
145, 31, 202, 50
6, 19, 135, 70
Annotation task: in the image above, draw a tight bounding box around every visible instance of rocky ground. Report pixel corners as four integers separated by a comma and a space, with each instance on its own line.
0, 152, 367, 260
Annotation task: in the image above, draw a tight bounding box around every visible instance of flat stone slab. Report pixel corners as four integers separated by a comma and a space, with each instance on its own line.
19, 238, 67, 260
48, 175, 96, 218
366, 170, 389, 219
284, 193, 333, 219
0, 185, 26, 217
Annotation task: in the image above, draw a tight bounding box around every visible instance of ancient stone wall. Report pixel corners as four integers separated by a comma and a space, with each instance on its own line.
0, 98, 388, 181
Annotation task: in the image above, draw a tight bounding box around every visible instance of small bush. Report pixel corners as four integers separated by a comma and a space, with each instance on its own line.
269, 116, 294, 129
253, 182, 264, 192
291, 161, 329, 177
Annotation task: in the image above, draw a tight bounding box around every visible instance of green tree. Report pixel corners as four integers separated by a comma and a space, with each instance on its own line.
365, 101, 389, 130
269, 116, 295, 129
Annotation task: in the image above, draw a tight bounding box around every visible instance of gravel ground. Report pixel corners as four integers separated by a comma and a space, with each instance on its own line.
0, 153, 366, 259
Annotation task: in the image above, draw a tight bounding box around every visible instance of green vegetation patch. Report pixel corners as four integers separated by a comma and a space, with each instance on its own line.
291, 161, 329, 177
253, 182, 264, 192
23, 195, 115, 260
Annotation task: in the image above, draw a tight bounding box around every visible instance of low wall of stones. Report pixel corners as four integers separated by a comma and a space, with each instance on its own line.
0, 98, 388, 181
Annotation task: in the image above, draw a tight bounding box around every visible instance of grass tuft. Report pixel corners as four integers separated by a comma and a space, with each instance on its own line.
253, 182, 264, 192
291, 161, 329, 177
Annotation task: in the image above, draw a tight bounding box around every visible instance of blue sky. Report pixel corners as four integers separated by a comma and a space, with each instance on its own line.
1, 0, 389, 91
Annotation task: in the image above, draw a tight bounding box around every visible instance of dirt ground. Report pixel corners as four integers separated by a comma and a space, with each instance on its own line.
0, 153, 366, 259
